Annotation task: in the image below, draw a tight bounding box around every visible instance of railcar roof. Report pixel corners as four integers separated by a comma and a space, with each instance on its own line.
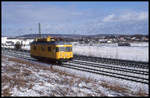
30, 41, 72, 45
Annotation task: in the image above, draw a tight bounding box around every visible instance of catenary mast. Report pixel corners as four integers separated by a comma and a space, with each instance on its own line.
39, 23, 41, 38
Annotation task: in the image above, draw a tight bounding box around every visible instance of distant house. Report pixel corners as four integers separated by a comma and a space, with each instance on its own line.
99, 39, 107, 43
2, 36, 8, 44
5, 41, 15, 46
118, 42, 130, 46
131, 37, 136, 40
2, 36, 34, 46
7, 37, 24, 45
107, 40, 112, 43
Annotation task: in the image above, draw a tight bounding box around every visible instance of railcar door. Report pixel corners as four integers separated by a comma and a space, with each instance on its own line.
51, 45, 56, 58
48, 45, 56, 59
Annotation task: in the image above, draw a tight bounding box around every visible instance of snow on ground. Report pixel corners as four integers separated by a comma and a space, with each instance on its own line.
130, 42, 148, 47
1, 55, 148, 96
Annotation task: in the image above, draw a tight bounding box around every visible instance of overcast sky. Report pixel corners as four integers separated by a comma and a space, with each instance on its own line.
2, 1, 148, 37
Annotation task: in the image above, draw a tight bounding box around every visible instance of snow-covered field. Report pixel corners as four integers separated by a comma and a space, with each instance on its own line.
72, 42, 149, 62
1, 55, 149, 96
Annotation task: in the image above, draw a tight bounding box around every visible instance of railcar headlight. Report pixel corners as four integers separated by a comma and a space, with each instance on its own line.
65, 54, 67, 57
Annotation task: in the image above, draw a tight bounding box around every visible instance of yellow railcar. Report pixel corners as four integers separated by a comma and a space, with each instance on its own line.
30, 36, 73, 63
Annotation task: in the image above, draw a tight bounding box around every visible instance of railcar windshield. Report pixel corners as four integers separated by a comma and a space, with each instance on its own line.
56, 47, 72, 52
66, 47, 72, 52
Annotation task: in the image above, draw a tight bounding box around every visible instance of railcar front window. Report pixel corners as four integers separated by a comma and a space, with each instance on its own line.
66, 47, 72, 52
56, 47, 65, 52
56, 47, 72, 52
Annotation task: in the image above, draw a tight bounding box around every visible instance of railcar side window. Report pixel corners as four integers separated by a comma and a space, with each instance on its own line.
41, 46, 45, 51
33, 46, 36, 50
48, 46, 51, 51
56, 47, 59, 52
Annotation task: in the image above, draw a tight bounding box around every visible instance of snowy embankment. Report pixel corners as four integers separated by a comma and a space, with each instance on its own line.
2, 55, 148, 96
72, 42, 149, 62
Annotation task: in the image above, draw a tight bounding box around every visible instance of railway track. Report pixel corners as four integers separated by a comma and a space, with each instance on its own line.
73, 55, 148, 69
2, 47, 149, 84
69, 60, 148, 75
61, 63, 148, 84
